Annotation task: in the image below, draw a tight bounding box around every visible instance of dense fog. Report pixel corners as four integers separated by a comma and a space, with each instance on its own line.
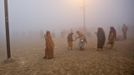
0, 0, 134, 60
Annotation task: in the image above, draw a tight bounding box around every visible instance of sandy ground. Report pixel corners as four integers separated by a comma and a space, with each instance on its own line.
0, 37, 134, 75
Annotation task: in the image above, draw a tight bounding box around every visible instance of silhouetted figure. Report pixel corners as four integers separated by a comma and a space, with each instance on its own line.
76, 31, 87, 50
107, 27, 116, 49
44, 31, 54, 59
122, 24, 128, 40
67, 32, 74, 50
97, 27, 106, 51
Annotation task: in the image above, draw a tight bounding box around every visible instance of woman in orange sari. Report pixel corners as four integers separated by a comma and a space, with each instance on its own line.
44, 31, 54, 59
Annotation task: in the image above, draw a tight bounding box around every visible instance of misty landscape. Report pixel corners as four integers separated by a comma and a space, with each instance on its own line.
0, 0, 134, 75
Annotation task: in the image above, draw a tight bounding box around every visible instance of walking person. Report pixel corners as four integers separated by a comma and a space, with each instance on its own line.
96, 27, 106, 51
107, 27, 116, 49
122, 24, 128, 40
44, 31, 54, 59
67, 32, 74, 50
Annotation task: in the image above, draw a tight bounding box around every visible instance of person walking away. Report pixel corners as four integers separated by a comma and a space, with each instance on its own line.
67, 32, 74, 50
96, 27, 106, 51
44, 31, 54, 59
122, 24, 128, 40
107, 27, 116, 49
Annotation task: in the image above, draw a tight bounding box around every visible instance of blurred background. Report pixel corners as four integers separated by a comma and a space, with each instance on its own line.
0, 0, 134, 61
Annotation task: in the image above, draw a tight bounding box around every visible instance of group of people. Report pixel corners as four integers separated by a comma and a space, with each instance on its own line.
97, 24, 128, 50
67, 31, 87, 50
97, 27, 116, 51
43, 24, 128, 59
96, 24, 128, 50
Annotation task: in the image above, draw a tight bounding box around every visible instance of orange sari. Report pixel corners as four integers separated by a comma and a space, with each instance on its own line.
45, 32, 54, 59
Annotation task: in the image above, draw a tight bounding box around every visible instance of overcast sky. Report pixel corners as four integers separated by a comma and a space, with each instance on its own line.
0, 0, 134, 37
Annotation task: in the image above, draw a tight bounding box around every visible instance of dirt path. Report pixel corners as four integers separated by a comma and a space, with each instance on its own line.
0, 38, 134, 75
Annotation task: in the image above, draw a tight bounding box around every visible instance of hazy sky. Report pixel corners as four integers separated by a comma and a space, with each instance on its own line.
0, 0, 134, 37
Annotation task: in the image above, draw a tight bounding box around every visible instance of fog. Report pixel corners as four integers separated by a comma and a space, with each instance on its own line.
0, 0, 134, 60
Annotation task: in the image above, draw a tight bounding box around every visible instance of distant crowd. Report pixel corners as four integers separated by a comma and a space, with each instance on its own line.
43, 24, 128, 59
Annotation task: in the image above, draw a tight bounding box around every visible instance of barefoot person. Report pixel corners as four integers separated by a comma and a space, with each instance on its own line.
67, 32, 74, 50
96, 27, 106, 51
107, 27, 116, 49
44, 31, 54, 59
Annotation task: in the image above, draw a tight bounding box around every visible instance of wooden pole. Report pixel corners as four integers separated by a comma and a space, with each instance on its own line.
4, 0, 11, 59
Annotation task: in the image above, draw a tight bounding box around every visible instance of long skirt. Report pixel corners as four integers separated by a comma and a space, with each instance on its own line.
97, 39, 105, 49
45, 47, 54, 59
